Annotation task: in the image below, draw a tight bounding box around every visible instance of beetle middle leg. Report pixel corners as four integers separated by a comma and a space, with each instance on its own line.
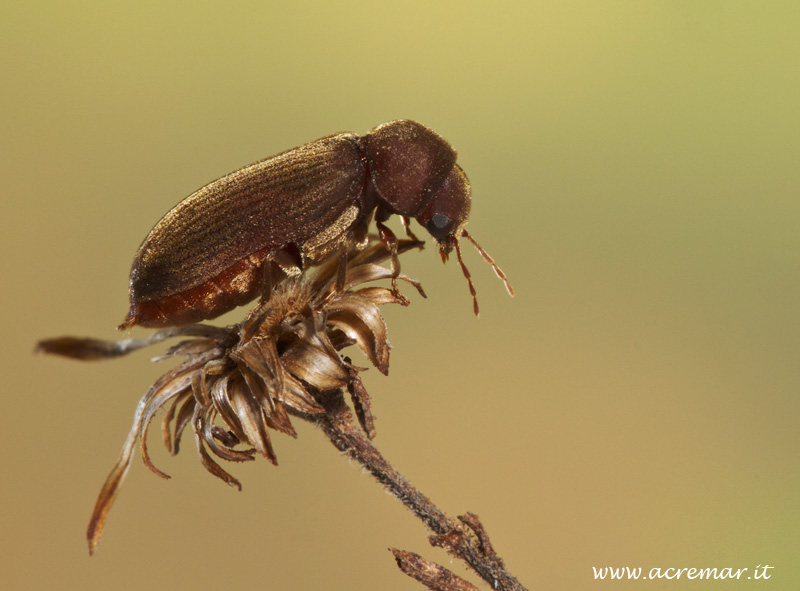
259, 262, 273, 304
375, 220, 400, 294
336, 246, 348, 292
263, 247, 302, 299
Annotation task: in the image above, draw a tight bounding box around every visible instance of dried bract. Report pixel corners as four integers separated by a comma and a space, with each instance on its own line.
36, 239, 424, 554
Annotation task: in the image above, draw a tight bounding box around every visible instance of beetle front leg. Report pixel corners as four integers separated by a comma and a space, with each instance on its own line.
399, 216, 420, 242
376, 220, 400, 295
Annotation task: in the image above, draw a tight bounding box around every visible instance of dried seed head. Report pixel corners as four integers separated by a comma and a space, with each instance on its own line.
36, 238, 425, 554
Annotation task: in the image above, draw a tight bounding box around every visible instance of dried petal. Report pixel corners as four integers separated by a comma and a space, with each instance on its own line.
281, 338, 350, 390
86, 352, 212, 554
233, 340, 279, 411
263, 398, 296, 437
162, 389, 191, 452
152, 338, 221, 362
209, 375, 248, 448
342, 263, 397, 291
36, 325, 231, 361
192, 404, 242, 490
226, 375, 277, 463
310, 238, 424, 291
239, 363, 296, 437
200, 409, 254, 463
169, 394, 196, 455
327, 295, 391, 374
281, 372, 326, 415
238, 361, 276, 414
86, 415, 140, 555
35, 336, 143, 361
141, 412, 171, 480
346, 368, 376, 438
352, 286, 409, 306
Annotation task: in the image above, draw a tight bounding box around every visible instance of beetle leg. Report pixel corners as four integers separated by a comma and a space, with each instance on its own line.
336, 246, 348, 293
376, 220, 400, 295
269, 247, 303, 278
375, 205, 392, 223
259, 262, 273, 304
311, 245, 350, 314
399, 215, 420, 242
257, 247, 303, 304
348, 214, 372, 250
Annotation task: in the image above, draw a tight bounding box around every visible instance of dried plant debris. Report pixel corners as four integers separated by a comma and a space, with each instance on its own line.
37, 239, 425, 554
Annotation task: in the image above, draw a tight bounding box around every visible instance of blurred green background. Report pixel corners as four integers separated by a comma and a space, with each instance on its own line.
3, 1, 798, 589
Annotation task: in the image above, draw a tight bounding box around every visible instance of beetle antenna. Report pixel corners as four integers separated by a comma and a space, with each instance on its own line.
454, 239, 480, 316
462, 229, 515, 297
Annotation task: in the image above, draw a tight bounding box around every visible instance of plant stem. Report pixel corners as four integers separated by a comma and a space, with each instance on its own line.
313, 390, 529, 591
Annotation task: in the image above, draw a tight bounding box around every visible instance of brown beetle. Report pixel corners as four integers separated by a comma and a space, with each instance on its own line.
122, 120, 513, 329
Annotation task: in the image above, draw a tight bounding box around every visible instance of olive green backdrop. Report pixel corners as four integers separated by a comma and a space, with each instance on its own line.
3, 2, 798, 589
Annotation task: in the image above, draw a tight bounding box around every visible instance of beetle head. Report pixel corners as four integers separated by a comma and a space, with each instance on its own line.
416, 164, 514, 316
416, 164, 471, 253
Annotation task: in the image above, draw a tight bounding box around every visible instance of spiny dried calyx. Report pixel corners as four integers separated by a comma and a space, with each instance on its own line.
37, 238, 425, 554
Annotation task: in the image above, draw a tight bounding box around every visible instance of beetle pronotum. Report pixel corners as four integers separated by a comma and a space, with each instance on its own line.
122, 120, 513, 329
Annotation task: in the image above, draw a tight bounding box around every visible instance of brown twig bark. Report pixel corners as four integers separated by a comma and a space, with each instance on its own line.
390, 549, 481, 591
313, 390, 528, 591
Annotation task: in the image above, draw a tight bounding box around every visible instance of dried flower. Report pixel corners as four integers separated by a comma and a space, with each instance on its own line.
37, 238, 424, 554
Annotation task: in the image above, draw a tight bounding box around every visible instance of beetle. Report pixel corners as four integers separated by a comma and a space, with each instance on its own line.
121, 120, 513, 329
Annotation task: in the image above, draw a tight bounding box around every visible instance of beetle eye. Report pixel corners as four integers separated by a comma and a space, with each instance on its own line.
426, 213, 452, 241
